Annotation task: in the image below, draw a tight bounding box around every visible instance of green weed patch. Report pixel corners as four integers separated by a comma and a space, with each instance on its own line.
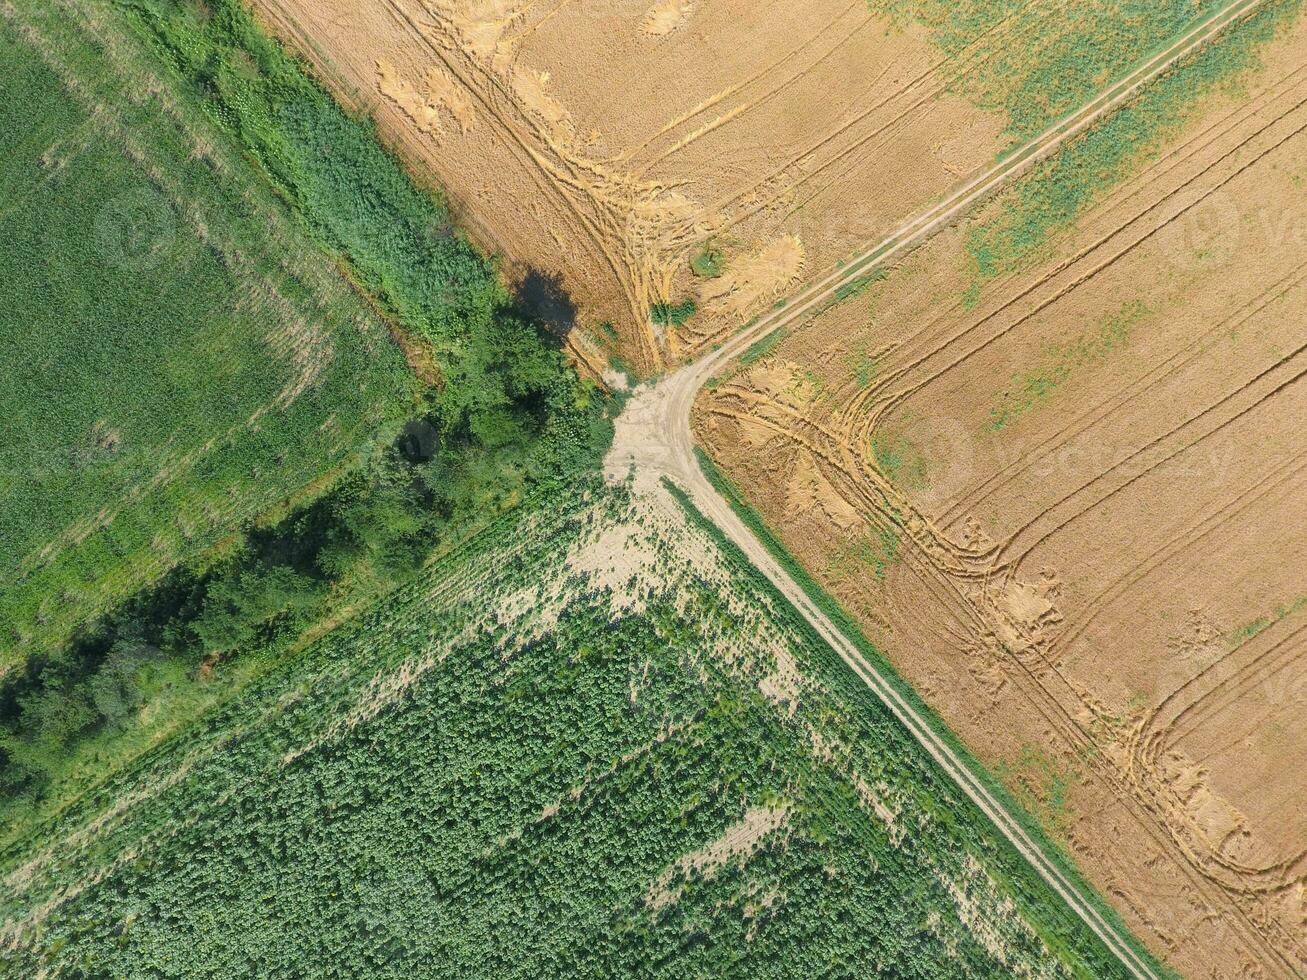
965, 1, 1297, 295
989, 300, 1149, 430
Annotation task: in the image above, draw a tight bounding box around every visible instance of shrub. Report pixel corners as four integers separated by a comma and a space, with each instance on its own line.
651, 298, 698, 326
690, 243, 725, 278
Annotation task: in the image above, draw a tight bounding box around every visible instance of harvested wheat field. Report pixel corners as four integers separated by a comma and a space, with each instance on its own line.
697, 3, 1307, 977
250, 0, 1236, 374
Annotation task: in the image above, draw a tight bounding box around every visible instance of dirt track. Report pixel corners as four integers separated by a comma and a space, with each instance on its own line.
606, 5, 1283, 975
688, 1, 1307, 975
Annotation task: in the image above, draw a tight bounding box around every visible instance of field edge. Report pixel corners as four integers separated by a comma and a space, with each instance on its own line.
680, 449, 1175, 979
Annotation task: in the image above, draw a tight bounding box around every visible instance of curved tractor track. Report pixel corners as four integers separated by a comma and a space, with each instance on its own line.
607, 1, 1272, 976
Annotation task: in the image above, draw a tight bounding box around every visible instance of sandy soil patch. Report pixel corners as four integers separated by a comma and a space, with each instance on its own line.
641, 0, 693, 37
645, 804, 791, 911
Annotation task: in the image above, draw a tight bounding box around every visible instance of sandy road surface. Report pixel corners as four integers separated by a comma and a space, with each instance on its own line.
606, 0, 1276, 975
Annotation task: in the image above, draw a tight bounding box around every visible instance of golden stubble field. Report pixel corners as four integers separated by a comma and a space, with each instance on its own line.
251, 0, 1013, 374
696, 14, 1307, 978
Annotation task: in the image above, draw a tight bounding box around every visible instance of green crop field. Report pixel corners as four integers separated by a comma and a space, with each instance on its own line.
0, 0, 608, 839
0, 481, 1154, 977
0, 0, 413, 662
0, 0, 610, 665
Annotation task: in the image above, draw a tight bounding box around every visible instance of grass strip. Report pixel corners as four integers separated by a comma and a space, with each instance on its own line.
682, 449, 1175, 978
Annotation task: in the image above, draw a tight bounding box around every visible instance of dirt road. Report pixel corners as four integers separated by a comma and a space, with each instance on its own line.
606, 0, 1273, 975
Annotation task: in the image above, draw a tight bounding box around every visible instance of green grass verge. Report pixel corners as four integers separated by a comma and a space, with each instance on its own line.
738, 327, 790, 366
687, 448, 1176, 978
832, 268, 886, 304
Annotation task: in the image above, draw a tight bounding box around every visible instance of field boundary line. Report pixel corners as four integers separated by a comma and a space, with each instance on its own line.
608, 1, 1282, 976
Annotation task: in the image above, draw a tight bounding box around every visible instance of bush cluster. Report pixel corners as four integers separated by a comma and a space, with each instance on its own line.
0, 0, 615, 797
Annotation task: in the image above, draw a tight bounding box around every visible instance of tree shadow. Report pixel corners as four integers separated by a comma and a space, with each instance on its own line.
512, 268, 577, 341
396, 418, 439, 463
